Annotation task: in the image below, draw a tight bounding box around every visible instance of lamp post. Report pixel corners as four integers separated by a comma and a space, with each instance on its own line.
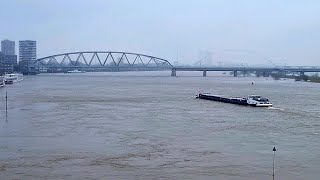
5, 91, 8, 116
273, 146, 276, 179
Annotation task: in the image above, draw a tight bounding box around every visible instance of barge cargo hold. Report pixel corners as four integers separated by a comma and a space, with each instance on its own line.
197, 93, 272, 107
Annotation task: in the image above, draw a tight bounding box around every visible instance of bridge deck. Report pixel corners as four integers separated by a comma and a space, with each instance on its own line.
173, 67, 320, 72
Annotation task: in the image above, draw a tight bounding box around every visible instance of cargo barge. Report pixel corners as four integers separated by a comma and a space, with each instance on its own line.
196, 93, 272, 107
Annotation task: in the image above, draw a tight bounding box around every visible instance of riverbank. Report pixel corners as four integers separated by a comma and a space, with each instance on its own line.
271, 73, 320, 83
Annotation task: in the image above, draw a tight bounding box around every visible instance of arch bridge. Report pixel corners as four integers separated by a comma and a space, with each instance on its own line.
33, 51, 173, 70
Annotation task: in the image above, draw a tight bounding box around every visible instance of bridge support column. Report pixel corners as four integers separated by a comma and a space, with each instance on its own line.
300, 71, 305, 75
234, 71, 238, 77
203, 70, 207, 77
171, 68, 176, 76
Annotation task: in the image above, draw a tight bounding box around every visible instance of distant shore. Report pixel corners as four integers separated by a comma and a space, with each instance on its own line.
271, 73, 320, 83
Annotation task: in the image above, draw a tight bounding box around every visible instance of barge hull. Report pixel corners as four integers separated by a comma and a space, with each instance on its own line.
197, 94, 248, 106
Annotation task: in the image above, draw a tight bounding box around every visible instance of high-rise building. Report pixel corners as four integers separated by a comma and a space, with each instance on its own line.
0, 39, 17, 71
1, 40, 15, 55
19, 40, 37, 64
0, 52, 14, 73
0, 52, 17, 66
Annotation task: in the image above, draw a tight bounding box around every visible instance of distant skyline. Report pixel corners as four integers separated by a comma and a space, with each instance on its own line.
1, 0, 320, 66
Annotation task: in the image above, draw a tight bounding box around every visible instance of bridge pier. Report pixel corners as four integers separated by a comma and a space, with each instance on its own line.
171, 68, 176, 76
234, 71, 238, 77
203, 70, 207, 77
300, 71, 305, 75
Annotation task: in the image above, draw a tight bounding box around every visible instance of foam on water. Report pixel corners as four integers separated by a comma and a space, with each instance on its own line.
268, 107, 285, 111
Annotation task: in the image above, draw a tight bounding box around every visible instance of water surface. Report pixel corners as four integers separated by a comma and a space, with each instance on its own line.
0, 71, 319, 179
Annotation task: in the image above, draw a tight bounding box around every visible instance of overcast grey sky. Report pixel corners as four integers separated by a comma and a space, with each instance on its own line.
1, 0, 320, 66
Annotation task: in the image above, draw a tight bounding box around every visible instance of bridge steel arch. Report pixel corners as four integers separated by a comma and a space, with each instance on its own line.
34, 51, 173, 69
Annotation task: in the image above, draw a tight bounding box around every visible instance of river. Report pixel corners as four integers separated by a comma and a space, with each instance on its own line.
0, 71, 319, 179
